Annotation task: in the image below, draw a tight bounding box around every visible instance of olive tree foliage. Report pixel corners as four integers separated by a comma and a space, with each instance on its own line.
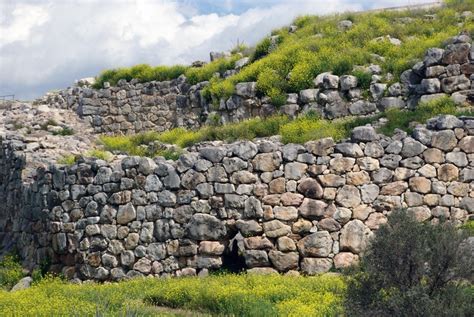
346, 210, 473, 317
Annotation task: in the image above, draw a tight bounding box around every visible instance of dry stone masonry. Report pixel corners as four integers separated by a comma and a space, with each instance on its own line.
38, 35, 474, 135
1, 114, 473, 281
1, 30, 474, 281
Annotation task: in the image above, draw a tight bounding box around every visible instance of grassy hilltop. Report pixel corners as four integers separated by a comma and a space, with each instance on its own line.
93, 0, 473, 108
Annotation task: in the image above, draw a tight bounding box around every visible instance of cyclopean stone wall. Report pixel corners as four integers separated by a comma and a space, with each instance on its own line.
1, 114, 473, 280
35, 34, 474, 135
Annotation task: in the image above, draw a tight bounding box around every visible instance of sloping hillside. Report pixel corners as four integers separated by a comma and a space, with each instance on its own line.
93, 0, 473, 107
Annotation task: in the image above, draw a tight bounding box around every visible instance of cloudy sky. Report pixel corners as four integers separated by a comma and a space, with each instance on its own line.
1, 0, 430, 100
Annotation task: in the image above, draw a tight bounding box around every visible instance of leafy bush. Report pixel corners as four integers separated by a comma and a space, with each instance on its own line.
352, 69, 372, 90
251, 37, 272, 61
0, 253, 24, 290
346, 210, 473, 316
280, 113, 378, 144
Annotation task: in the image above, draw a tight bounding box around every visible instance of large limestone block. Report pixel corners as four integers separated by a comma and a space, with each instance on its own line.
340, 220, 372, 253
297, 231, 333, 257
186, 214, 227, 240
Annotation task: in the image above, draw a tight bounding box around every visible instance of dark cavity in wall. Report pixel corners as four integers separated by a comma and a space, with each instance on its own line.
219, 239, 247, 274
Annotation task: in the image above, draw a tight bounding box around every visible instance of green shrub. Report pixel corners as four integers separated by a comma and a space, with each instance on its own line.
57, 155, 77, 166
93, 64, 188, 88
85, 149, 113, 161
0, 253, 24, 290
185, 55, 240, 85
346, 210, 473, 316
52, 127, 74, 136
460, 220, 474, 236
332, 59, 353, 76
378, 96, 458, 135
157, 128, 204, 148
352, 69, 372, 90
205, 3, 469, 102
251, 37, 272, 61
280, 115, 348, 144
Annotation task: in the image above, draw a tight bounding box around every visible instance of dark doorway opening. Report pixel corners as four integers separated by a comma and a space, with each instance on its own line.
220, 239, 247, 274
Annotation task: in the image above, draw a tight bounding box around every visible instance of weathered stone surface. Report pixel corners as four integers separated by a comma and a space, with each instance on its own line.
117, 203, 136, 224
297, 178, 323, 198
236, 220, 263, 236
253, 153, 282, 172
340, 220, 372, 253
459, 136, 474, 153
297, 231, 333, 257
244, 250, 269, 268
299, 198, 329, 219
352, 126, 378, 142
268, 251, 299, 271
301, 258, 332, 275
431, 130, 458, 151
335, 143, 363, 157
318, 218, 341, 232
318, 174, 345, 187
273, 205, 299, 222
186, 214, 227, 240
277, 236, 297, 252
336, 185, 361, 208
11, 277, 33, 291
409, 177, 431, 194
305, 138, 334, 156
334, 252, 359, 269
285, 162, 308, 180
438, 163, 459, 182
401, 137, 427, 157
263, 220, 291, 238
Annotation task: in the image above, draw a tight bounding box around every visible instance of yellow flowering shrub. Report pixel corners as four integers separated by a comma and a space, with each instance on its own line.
0, 274, 346, 316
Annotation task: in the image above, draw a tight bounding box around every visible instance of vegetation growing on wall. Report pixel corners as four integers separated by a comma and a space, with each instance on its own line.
92, 97, 472, 160
92, 1, 473, 105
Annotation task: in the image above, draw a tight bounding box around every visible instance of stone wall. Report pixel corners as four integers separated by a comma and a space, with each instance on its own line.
0, 139, 53, 268
1, 115, 473, 280
36, 35, 474, 135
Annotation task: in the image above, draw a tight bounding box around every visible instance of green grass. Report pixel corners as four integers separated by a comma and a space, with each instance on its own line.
377, 97, 470, 136
93, 64, 189, 88
93, 54, 242, 88
91, 1, 473, 101
51, 126, 74, 136
206, 1, 473, 102
94, 113, 381, 158
94, 95, 473, 159
0, 253, 24, 290
461, 220, 474, 236
0, 274, 346, 316
100, 132, 182, 160
57, 155, 77, 165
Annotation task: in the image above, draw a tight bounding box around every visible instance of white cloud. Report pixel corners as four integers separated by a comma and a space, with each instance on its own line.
0, 0, 429, 99
0, 3, 49, 46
